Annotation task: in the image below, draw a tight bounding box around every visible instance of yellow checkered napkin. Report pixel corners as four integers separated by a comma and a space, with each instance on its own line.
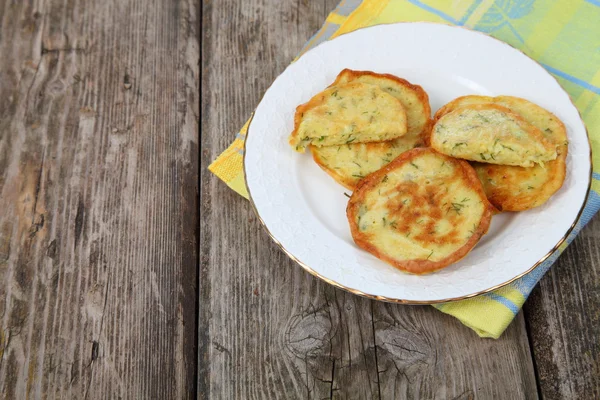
209, 0, 600, 339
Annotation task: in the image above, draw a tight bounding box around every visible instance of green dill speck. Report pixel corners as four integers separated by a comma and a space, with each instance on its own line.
346, 136, 356, 144
382, 217, 387, 226
382, 175, 388, 183
461, 197, 470, 203
490, 153, 496, 160
382, 158, 391, 163
476, 114, 490, 123
453, 142, 466, 149
352, 161, 361, 168
545, 128, 552, 133
527, 185, 534, 190
480, 153, 487, 160
331, 90, 338, 97
410, 162, 419, 169
390, 221, 398, 229
318, 135, 326, 141
501, 144, 514, 151
450, 202, 466, 214
343, 192, 351, 198
494, 138, 500, 147
467, 223, 476, 238
352, 174, 365, 178
427, 250, 434, 260
405, 232, 410, 238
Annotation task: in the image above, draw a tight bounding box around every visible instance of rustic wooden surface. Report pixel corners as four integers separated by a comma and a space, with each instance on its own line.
524, 215, 600, 400
1, 0, 598, 398
0, 0, 199, 398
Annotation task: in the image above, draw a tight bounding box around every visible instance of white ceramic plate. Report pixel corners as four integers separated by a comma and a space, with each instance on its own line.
244, 22, 591, 303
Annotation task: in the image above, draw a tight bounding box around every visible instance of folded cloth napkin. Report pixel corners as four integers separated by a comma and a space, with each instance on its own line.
209, 0, 600, 338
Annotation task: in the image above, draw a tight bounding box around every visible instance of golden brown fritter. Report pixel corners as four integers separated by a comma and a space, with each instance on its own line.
432, 95, 567, 211
431, 104, 557, 167
347, 148, 493, 274
289, 81, 408, 152
311, 69, 431, 189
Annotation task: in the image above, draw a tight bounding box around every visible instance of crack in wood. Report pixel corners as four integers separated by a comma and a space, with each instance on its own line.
41, 47, 88, 54
73, 197, 85, 249
329, 359, 335, 399
91, 341, 99, 362
371, 302, 382, 400
31, 150, 45, 218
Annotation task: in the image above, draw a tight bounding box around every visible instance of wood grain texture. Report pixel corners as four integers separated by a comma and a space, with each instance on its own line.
524, 215, 600, 400
0, 0, 199, 398
200, 0, 538, 398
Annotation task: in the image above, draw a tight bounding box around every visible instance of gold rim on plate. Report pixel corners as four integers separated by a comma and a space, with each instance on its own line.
242, 21, 593, 305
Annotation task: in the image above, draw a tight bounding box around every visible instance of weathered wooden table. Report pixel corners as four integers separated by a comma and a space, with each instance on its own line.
0, 0, 598, 398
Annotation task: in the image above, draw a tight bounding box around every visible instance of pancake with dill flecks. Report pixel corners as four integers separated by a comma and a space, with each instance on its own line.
432, 95, 567, 211
310, 69, 431, 189
347, 148, 494, 274
430, 103, 557, 167
289, 81, 408, 152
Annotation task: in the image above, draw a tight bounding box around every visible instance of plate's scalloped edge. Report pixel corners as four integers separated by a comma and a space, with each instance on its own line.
242, 21, 593, 305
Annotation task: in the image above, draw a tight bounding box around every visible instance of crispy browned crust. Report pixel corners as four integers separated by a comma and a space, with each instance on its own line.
332, 69, 432, 116
432, 95, 495, 122
347, 148, 494, 274
289, 88, 327, 149
474, 150, 567, 211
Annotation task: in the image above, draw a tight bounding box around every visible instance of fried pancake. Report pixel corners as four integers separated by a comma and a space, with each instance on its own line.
347, 148, 493, 274
433, 95, 568, 211
431, 104, 557, 167
310, 70, 431, 189
289, 81, 408, 152
310, 139, 425, 190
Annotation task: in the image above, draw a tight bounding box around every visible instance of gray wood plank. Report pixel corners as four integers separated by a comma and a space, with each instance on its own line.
524, 214, 600, 399
200, 0, 538, 398
0, 0, 199, 398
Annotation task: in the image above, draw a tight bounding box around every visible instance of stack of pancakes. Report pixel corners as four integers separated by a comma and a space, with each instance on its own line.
289, 70, 567, 274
